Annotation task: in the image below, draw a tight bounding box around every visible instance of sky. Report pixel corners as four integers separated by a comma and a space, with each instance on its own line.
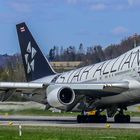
0, 0, 140, 55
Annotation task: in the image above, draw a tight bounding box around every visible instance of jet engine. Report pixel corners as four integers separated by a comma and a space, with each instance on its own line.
47, 86, 75, 109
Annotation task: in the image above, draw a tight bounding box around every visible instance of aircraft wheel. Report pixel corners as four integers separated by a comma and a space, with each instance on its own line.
87, 115, 94, 123
114, 114, 130, 123
77, 115, 107, 123
77, 115, 88, 123
114, 114, 121, 123
124, 115, 130, 123
100, 115, 107, 123
77, 115, 82, 123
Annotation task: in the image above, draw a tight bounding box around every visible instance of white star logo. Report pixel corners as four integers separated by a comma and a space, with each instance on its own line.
24, 41, 37, 74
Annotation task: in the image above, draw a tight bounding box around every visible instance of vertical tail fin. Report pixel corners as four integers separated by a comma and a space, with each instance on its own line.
16, 22, 56, 82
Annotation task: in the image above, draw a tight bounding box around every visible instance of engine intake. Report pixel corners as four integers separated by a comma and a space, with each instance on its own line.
59, 88, 74, 104
47, 86, 75, 108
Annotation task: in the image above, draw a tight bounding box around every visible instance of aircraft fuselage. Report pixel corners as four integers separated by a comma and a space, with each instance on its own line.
36, 46, 140, 108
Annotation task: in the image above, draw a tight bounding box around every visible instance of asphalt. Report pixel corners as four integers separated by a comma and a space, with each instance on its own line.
0, 115, 140, 129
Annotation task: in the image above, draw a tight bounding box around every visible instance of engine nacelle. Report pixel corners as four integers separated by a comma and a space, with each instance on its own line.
47, 86, 75, 108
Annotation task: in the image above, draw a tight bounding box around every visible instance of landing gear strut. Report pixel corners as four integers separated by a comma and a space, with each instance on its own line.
114, 108, 130, 123
77, 110, 107, 123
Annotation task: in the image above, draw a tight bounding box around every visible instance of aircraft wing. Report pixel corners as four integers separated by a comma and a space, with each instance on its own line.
0, 80, 132, 97
0, 82, 46, 93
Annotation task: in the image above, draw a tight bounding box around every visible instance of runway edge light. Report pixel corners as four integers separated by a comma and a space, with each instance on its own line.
106, 124, 111, 128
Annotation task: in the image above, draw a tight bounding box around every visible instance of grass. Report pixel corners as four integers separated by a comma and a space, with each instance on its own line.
0, 126, 139, 140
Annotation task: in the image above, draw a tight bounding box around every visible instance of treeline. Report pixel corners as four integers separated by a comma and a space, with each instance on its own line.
48, 34, 140, 66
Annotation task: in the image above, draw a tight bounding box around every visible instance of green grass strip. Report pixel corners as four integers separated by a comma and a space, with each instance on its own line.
0, 126, 139, 140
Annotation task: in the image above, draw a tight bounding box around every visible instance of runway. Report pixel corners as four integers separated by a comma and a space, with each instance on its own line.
0, 115, 140, 129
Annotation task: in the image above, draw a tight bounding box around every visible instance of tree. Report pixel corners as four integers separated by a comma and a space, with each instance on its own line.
77, 43, 85, 61
49, 48, 55, 61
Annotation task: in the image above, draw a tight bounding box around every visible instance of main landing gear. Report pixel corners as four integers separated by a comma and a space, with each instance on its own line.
114, 109, 130, 123
77, 110, 107, 123
77, 108, 131, 123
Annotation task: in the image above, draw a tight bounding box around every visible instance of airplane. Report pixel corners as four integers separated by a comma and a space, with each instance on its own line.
1, 22, 140, 123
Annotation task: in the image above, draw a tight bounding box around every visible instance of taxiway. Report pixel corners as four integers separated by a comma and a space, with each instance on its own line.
0, 115, 140, 129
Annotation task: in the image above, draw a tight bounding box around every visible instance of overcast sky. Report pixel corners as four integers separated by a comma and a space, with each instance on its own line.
0, 0, 140, 54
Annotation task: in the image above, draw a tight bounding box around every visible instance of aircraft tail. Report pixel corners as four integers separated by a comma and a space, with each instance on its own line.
16, 22, 56, 82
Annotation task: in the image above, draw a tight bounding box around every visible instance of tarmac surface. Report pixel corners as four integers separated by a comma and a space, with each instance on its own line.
0, 115, 140, 129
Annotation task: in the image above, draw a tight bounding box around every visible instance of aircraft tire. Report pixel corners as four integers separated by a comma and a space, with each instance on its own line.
100, 115, 107, 123
77, 115, 88, 123
77, 115, 107, 123
114, 114, 130, 123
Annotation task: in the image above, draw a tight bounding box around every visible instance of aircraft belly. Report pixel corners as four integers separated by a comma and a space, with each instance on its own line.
98, 89, 140, 105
